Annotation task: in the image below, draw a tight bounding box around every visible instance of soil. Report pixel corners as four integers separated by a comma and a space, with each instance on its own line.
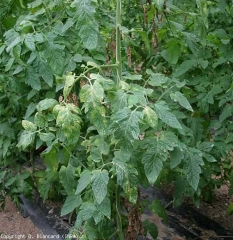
0, 198, 44, 240
189, 185, 233, 232
0, 185, 232, 240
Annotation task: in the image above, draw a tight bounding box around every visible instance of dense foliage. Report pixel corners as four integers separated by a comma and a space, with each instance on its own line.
0, 0, 233, 238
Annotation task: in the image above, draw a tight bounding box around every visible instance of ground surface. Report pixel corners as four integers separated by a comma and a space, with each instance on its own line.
191, 185, 233, 231
0, 186, 232, 240
0, 198, 44, 240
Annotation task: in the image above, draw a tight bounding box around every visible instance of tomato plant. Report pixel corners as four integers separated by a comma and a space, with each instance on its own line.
1, 0, 233, 239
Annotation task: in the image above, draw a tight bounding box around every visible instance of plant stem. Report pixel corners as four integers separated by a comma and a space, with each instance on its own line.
116, 0, 122, 87
116, 185, 124, 240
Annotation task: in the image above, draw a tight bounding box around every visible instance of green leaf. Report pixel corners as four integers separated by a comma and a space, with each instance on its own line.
154, 101, 182, 129
170, 91, 193, 112
17, 130, 36, 150
141, 132, 178, 184
34, 113, 47, 128
110, 108, 144, 144
0, 170, 7, 183
170, 147, 184, 169
92, 170, 109, 204
88, 106, 108, 136
124, 73, 142, 81
76, 170, 92, 194
89, 147, 102, 162
112, 150, 131, 186
25, 103, 37, 119
42, 146, 59, 171
61, 194, 82, 216
24, 34, 35, 51
226, 202, 233, 216
39, 61, 54, 87
147, 73, 169, 87
143, 106, 158, 129
184, 148, 204, 190
143, 219, 158, 239
22, 120, 37, 131
36, 99, 58, 112
173, 59, 196, 77
93, 197, 111, 224
39, 132, 55, 142
25, 67, 41, 90
203, 153, 217, 163
108, 89, 128, 112
59, 164, 77, 194
165, 39, 181, 64
142, 147, 164, 185
219, 105, 232, 122
79, 25, 98, 50
153, 0, 165, 11
6, 36, 21, 52
42, 44, 65, 76
198, 59, 208, 69
75, 202, 96, 228
148, 199, 168, 222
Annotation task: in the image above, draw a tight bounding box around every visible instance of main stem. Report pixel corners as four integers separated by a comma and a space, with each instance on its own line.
116, 0, 122, 87
116, 185, 124, 240
115, 1, 124, 239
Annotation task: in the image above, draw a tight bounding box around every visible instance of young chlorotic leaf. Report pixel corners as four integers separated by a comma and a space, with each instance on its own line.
154, 101, 182, 129
76, 170, 92, 194
39, 132, 55, 142
34, 112, 47, 128
36, 98, 58, 112
22, 120, 37, 131
143, 106, 158, 129
61, 194, 82, 216
112, 150, 131, 186
59, 164, 77, 195
63, 72, 75, 100
56, 105, 82, 144
91, 170, 109, 204
147, 73, 169, 87
80, 82, 104, 113
17, 130, 36, 150
170, 91, 193, 112
88, 106, 108, 136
